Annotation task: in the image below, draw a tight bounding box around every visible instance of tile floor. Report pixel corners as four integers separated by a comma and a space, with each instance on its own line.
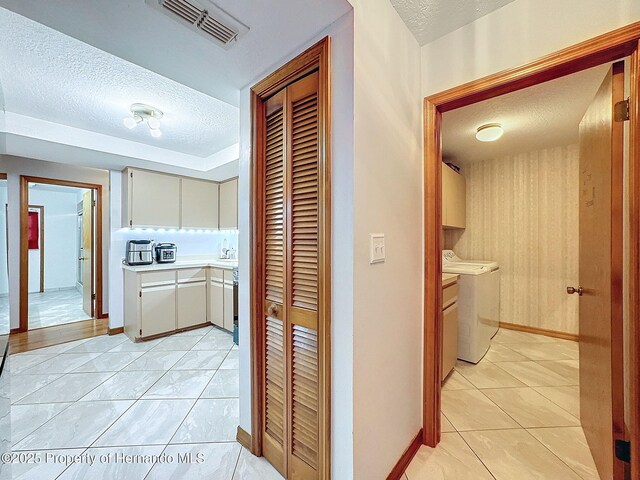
6, 325, 284, 480
406, 329, 600, 480
27, 289, 91, 330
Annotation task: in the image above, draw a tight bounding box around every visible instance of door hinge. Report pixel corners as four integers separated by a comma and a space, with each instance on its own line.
130, 172, 133, 178
92, 200, 96, 207
615, 439, 630, 463
130, 220, 133, 227
139, 291, 142, 298
139, 328, 142, 335
92, 293, 96, 300
614, 98, 630, 122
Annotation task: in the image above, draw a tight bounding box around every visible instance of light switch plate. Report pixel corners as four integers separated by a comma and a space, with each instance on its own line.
370, 234, 385, 264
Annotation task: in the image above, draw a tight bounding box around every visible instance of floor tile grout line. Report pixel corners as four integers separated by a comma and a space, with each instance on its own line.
452, 430, 499, 480
10, 401, 75, 447
53, 446, 91, 480
230, 443, 244, 479
522, 426, 594, 479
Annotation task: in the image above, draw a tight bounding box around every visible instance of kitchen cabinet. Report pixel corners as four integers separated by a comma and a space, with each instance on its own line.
442, 163, 466, 229
219, 178, 238, 229
124, 264, 236, 341
209, 268, 224, 329
223, 269, 235, 332
442, 275, 459, 380
124, 270, 178, 339
123, 168, 181, 228
181, 178, 219, 229
177, 268, 207, 329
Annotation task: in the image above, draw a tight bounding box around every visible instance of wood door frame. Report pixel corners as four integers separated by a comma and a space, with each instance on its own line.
27, 205, 45, 293
19, 176, 104, 332
423, 22, 640, 478
249, 37, 331, 478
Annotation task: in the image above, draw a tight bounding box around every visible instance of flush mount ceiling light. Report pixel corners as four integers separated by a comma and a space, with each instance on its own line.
475, 123, 504, 142
123, 103, 163, 137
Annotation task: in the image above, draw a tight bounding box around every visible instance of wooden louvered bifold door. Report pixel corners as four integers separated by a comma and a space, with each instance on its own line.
260, 71, 321, 480
262, 89, 287, 475
286, 73, 320, 479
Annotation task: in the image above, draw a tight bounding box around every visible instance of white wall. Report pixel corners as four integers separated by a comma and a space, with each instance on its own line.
0, 183, 7, 296
107, 169, 239, 329
0, 155, 109, 329
349, 0, 423, 478
27, 188, 81, 292
420, 0, 640, 96
236, 10, 356, 479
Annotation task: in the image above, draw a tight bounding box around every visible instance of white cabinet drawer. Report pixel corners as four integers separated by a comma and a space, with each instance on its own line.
178, 268, 207, 283
141, 270, 176, 288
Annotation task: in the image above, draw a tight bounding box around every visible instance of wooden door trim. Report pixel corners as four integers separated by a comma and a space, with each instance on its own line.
423, 22, 640, 471
249, 37, 331, 478
19, 176, 104, 332
629, 39, 640, 480
27, 205, 45, 293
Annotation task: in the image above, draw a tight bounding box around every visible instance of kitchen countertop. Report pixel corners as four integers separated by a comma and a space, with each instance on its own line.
442, 273, 459, 287
122, 258, 238, 272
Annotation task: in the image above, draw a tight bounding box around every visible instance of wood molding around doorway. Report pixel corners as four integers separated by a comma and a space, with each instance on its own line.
249, 37, 331, 479
422, 21, 640, 480
19, 176, 104, 333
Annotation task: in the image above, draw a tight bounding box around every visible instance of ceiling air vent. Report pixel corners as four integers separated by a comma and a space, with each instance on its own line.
146, 0, 249, 50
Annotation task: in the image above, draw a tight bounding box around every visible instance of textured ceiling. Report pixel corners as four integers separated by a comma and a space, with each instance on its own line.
0, 0, 352, 107
442, 63, 612, 164
0, 7, 239, 158
390, 0, 516, 45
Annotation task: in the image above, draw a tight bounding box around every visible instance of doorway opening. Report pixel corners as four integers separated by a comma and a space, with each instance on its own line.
19, 177, 103, 332
421, 24, 640, 480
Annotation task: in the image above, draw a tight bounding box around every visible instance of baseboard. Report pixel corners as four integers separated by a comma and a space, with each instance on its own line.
108, 327, 124, 336
499, 321, 578, 342
97, 313, 109, 320
386, 429, 423, 480
9, 328, 21, 334
236, 426, 252, 451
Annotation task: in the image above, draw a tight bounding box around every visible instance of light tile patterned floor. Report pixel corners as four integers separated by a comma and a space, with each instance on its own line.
0, 289, 92, 333
7, 326, 283, 480
406, 329, 600, 480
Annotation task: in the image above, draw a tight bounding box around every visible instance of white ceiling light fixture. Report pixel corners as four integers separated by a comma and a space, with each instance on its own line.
123, 103, 164, 137
475, 123, 504, 142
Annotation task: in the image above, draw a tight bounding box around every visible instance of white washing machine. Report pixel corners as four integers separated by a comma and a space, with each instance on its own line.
443, 250, 501, 363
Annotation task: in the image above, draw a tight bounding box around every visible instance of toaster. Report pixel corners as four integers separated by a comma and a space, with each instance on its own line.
155, 243, 177, 263
125, 240, 154, 266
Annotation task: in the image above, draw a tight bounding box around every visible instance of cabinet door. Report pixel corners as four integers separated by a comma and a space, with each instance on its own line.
140, 285, 176, 337
209, 269, 224, 328
177, 282, 207, 329
219, 179, 238, 229
130, 170, 180, 228
442, 302, 458, 380
223, 270, 234, 332
448, 171, 466, 228
441, 162, 451, 226
181, 178, 219, 229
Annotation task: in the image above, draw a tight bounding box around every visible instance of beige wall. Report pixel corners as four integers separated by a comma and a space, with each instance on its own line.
445, 144, 579, 334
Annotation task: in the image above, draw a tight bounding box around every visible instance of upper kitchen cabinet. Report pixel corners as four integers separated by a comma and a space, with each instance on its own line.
219, 178, 238, 229
123, 168, 180, 228
442, 163, 466, 229
181, 178, 219, 229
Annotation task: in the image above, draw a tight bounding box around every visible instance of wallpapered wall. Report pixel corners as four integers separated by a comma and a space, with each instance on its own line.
445, 144, 579, 334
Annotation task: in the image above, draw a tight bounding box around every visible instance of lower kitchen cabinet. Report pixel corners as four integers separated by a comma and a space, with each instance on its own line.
124, 265, 235, 341
177, 268, 207, 329
223, 270, 234, 332
209, 268, 224, 329
442, 275, 459, 380
141, 284, 176, 337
